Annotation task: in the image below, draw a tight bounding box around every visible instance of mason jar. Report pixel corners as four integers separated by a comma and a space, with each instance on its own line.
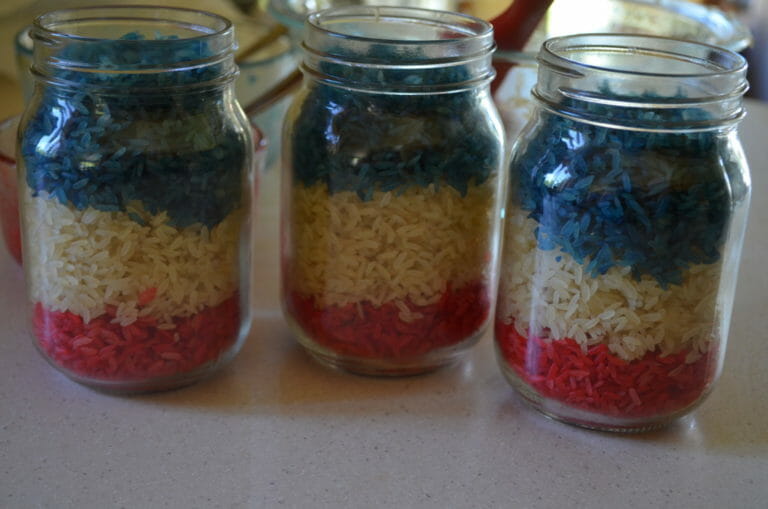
495, 34, 751, 431
281, 6, 506, 376
18, 7, 254, 393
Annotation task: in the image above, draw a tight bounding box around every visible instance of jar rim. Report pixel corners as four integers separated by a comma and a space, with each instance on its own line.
539, 33, 747, 79
299, 6, 496, 93
33, 5, 232, 44
29, 5, 238, 92
304, 5, 495, 57
532, 33, 748, 131
306, 5, 494, 48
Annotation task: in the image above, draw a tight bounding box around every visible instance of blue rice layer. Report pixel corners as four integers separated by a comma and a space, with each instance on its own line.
512, 107, 733, 288
21, 32, 246, 229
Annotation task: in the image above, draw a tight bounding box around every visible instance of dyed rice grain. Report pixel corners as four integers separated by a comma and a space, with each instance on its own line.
288, 182, 495, 307
496, 320, 713, 418
34, 295, 240, 382
289, 281, 489, 359
23, 191, 243, 325
497, 210, 720, 361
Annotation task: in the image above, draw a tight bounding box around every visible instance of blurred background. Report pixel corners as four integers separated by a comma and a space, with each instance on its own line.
0, 0, 765, 160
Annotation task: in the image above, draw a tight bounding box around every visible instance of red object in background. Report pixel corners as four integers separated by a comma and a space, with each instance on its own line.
495, 320, 714, 418
0, 150, 21, 265
491, 0, 554, 51
489, 0, 555, 92
287, 281, 490, 360
33, 294, 240, 384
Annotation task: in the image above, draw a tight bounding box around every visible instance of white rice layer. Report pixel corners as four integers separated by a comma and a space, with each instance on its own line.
497, 209, 722, 361
23, 191, 243, 326
288, 181, 498, 308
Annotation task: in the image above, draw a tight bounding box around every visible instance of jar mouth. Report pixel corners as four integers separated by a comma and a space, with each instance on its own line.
30, 6, 237, 91
34, 6, 232, 44
301, 6, 496, 93
540, 33, 747, 79
304, 5, 494, 66
532, 33, 748, 131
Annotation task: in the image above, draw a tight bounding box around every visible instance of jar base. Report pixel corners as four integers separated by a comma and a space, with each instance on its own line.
301, 344, 466, 377
58, 370, 212, 395
288, 316, 482, 377
498, 358, 707, 433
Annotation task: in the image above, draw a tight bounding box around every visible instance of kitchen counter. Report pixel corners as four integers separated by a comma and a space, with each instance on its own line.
1, 100, 766, 508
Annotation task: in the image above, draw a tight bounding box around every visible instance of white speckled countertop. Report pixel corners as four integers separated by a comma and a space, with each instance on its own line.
0, 100, 766, 509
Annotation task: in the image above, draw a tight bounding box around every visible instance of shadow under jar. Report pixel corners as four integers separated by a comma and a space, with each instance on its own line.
495, 34, 751, 431
281, 6, 506, 376
18, 7, 254, 393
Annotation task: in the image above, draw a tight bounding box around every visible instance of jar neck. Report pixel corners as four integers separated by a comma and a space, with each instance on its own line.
31, 6, 237, 93
532, 34, 748, 132
301, 6, 496, 94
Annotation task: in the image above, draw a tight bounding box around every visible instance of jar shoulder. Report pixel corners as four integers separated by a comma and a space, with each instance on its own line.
509, 112, 749, 194
18, 89, 250, 228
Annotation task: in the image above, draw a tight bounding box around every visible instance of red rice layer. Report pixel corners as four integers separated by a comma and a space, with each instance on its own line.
495, 319, 713, 418
33, 294, 240, 382
287, 281, 489, 360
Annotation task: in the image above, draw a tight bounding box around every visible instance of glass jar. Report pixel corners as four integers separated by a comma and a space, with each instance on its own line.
281, 6, 506, 375
18, 7, 254, 393
495, 34, 750, 431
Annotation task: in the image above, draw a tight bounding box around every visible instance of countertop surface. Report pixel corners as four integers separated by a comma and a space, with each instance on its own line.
1, 100, 767, 509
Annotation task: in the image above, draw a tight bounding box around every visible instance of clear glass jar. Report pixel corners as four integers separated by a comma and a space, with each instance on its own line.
18, 7, 254, 393
495, 34, 750, 431
281, 6, 506, 376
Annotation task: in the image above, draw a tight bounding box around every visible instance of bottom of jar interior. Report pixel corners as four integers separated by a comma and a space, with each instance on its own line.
495, 348, 711, 433
33, 338, 244, 395
286, 314, 482, 377
30, 296, 249, 394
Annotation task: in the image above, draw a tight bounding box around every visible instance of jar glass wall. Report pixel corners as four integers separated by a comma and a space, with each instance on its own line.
281, 7, 506, 376
495, 34, 750, 431
18, 7, 254, 393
